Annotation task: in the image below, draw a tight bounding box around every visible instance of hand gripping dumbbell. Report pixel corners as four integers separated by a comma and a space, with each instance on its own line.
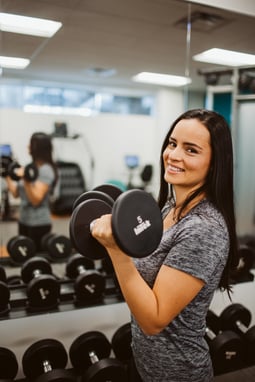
0, 266, 11, 316
69, 331, 128, 382
7, 235, 36, 264
22, 338, 76, 382
0, 346, 18, 381
111, 322, 132, 364
41, 232, 72, 260
205, 309, 244, 375
70, 185, 163, 260
66, 253, 106, 303
219, 303, 255, 366
21, 257, 60, 310
8, 161, 38, 181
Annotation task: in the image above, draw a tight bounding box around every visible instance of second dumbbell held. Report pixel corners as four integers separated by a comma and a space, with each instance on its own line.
70, 188, 163, 259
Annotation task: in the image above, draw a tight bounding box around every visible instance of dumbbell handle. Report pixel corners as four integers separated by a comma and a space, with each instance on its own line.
89, 350, 99, 364
235, 320, 248, 334
205, 327, 216, 341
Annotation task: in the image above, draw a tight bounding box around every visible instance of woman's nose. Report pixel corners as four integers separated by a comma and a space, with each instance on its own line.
168, 146, 182, 161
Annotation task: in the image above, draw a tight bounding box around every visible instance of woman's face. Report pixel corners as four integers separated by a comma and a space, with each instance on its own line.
163, 118, 212, 193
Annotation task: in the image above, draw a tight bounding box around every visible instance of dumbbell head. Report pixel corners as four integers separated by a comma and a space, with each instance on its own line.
22, 338, 73, 381
24, 162, 38, 181
0, 347, 18, 380
70, 198, 112, 260
8, 162, 21, 181
41, 233, 72, 260
66, 254, 106, 302
7, 235, 36, 264
21, 257, 60, 309
93, 184, 123, 201
111, 322, 132, 362
69, 331, 127, 381
0, 265, 7, 283
220, 303, 251, 331
111, 189, 163, 258
72, 190, 115, 211
0, 156, 12, 178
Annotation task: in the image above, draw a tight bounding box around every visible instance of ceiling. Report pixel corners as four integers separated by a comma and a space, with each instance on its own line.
1, 0, 255, 92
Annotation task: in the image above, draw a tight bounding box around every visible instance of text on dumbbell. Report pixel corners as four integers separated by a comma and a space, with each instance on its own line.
133, 216, 151, 236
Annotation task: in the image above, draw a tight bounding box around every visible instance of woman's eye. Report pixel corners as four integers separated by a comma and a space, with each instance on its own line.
186, 147, 197, 154
169, 141, 176, 148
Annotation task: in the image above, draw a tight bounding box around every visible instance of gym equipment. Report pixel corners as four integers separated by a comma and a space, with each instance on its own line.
205, 310, 243, 375
0, 266, 10, 315
69, 330, 128, 382
220, 303, 255, 366
21, 257, 60, 309
0, 347, 18, 380
22, 338, 75, 382
70, 187, 163, 260
7, 235, 36, 264
232, 244, 255, 283
111, 322, 132, 363
66, 253, 105, 302
0, 155, 12, 177
93, 183, 123, 201
72, 190, 115, 212
8, 161, 38, 182
41, 232, 72, 260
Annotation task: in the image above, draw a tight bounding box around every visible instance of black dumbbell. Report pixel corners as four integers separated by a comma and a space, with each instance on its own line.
70, 186, 163, 260
7, 235, 36, 264
219, 303, 255, 366
232, 244, 255, 283
205, 310, 244, 375
41, 232, 72, 260
93, 183, 123, 201
69, 331, 128, 382
8, 161, 38, 181
0, 266, 10, 315
66, 253, 106, 303
0, 155, 13, 178
21, 257, 60, 309
22, 338, 76, 382
111, 322, 132, 364
0, 347, 18, 381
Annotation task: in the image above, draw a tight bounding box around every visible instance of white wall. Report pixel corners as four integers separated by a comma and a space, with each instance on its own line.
0, 89, 185, 196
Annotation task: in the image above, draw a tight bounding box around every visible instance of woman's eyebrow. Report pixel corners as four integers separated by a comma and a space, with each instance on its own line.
170, 136, 203, 150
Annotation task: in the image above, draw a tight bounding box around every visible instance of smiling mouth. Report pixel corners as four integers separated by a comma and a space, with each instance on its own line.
168, 165, 184, 173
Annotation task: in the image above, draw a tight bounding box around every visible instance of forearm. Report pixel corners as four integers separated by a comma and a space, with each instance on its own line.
108, 249, 161, 334
6, 176, 19, 198
23, 181, 43, 206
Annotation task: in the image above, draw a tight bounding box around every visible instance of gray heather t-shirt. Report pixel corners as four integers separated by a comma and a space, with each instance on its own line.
132, 199, 229, 382
18, 163, 54, 226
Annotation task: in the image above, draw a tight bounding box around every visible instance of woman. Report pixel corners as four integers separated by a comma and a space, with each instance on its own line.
6, 132, 58, 252
91, 109, 239, 381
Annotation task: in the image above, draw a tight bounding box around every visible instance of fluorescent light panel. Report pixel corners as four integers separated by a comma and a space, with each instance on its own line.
0, 12, 62, 37
0, 55, 30, 69
132, 72, 191, 87
193, 48, 255, 67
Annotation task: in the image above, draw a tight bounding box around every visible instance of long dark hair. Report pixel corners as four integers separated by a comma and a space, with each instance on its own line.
158, 109, 239, 293
30, 132, 58, 190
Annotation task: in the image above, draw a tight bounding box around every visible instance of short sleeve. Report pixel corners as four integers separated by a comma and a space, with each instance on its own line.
163, 214, 229, 283
38, 164, 54, 186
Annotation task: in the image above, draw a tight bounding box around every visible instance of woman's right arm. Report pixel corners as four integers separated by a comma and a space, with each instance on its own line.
6, 176, 19, 198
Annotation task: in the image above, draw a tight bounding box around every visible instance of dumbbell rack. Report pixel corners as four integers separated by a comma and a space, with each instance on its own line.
0, 259, 130, 380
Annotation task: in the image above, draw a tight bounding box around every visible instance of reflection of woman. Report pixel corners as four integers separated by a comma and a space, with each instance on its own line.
91, 109, 239, 381
6, 132, 58, 252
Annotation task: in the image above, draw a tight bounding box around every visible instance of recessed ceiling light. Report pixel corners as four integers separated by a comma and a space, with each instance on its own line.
0, 12, 62, 37
0, 55, 30, 69
193, 48, 255, 67
132, 72, 191, 87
